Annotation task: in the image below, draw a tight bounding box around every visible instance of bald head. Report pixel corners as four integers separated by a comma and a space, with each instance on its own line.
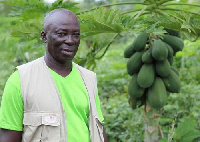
43, 8, 79, 31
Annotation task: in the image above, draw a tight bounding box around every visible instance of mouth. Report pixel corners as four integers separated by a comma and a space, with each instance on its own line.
61, 48, 75, 56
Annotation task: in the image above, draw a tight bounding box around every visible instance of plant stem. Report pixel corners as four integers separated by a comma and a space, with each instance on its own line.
132, 11, 150, 19
134, 6, 148, 19
159, 0, 174, 5
144, 105, 160, 142
163, 3, 200, 7
160, 7, 200, 16
77, 2, 147, 15
155, 9, 184, 22
120, 8, 143, 15
95, 33, 118, 59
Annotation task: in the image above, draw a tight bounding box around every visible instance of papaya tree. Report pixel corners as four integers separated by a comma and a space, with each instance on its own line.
1, 0, 200, 141
78, 1, 200, 140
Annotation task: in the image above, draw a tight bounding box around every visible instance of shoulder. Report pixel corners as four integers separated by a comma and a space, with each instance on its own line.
16, 57, 44, 70
6, 70, 20, 89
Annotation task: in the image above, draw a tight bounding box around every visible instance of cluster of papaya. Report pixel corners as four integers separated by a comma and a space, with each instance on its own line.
124, 30, 184, 110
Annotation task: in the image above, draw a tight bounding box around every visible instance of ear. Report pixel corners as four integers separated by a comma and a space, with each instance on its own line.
41, 31, 47, 43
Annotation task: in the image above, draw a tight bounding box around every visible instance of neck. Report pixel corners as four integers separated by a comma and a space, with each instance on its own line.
44, 51, 72, 77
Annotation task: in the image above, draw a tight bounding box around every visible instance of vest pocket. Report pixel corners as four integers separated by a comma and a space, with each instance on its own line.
23, 112, 61, 142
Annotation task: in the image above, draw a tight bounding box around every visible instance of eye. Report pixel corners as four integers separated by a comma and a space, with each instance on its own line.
72, 33, 80, 39
57, 33, 66, 36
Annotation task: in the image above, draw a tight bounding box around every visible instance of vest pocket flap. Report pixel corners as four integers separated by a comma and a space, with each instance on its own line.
42, 114, 60, 126
23, 112, 61, 126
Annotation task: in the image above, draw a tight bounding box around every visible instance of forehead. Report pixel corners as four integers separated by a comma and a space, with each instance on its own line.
44, 11, 80, 31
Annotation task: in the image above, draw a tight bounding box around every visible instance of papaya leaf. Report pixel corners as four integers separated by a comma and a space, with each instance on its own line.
79, 7, 128, 38
152, 11, 182, 31
2, 0, 79, 42
182, 130, 200, 142
0, 0, 28, 7
49, 0, 79, 13
173, 118, 200, 142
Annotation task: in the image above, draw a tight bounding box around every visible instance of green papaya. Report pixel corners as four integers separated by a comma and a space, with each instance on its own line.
167, 56, 174, 65
162, 35, 184, 53
165, 43, 174, 57
171, 66, 179, 76
133, 32, 149, 51
155, 59, 171, 77
142, 48, 153, 64
128, 74, 145, 98
137, 64, 155, 88
152, 39, 168, 61
147, 77, 168, 110
124, 44, 136, 58
127, 51, 144, 75
128, 97, 137, 110
164, 28, 181, 38
128, 94, 146, 110
163, 70, 181, 93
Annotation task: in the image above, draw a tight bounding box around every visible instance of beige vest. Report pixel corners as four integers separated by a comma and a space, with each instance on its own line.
16, 57, 104, 142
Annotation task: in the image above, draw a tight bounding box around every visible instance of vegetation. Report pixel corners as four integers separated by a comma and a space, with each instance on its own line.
0, 0, 200, 141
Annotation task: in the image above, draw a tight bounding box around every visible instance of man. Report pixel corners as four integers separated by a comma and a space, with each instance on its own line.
0, 8, 107, 142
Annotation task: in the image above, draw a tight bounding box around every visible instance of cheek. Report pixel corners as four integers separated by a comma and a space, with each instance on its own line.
75, 39, 80, 45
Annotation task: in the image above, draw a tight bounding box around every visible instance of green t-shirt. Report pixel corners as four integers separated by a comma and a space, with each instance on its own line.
0, 63, 104, 142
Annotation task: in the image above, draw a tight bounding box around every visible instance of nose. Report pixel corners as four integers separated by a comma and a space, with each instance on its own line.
64, 35, 74, 45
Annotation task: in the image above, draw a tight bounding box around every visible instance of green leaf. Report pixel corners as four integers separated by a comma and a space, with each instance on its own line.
160, 137, 167, 142
173, 118, 200, 141
182, 130, 200, 142
79, 7, 128, 38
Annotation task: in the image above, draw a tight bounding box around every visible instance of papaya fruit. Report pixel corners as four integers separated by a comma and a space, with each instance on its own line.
128, 93, 146, 110
163, 70, 181, 93
137, 64, 155, 88
167, 56, 174, 65
147, 77, 168, 110
155, 59, 171, 77
142, 48, 153, 64
128, 74, 145, 98
165, 43, 174, 57
124, 44, 136, 58
171, 66, 179, 76
164, 28, 181, 38
162, 35, 184, 53
128, 97, 137, 110
133, 32, 149, 51
127, 51, 144, 75
152, 39, 168, 61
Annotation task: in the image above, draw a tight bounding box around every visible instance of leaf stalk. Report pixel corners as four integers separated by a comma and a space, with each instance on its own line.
77, 2, 147, 15
163, 3, 200, 7
160, 7, 200, 16
95, 33, 119, 59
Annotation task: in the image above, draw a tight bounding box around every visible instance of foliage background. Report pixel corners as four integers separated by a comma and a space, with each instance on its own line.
0, 0, 200, 141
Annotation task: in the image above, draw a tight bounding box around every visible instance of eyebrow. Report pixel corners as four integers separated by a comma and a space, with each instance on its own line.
55, 28, 80, 32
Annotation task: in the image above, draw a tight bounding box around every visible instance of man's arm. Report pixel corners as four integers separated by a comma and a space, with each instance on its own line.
0, 129, 22, 142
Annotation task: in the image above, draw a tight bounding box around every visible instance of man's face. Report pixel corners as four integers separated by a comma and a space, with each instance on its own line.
42, 12, 80, 64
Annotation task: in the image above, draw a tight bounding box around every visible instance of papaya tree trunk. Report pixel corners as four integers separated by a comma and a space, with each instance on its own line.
144, 105, 163, 142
